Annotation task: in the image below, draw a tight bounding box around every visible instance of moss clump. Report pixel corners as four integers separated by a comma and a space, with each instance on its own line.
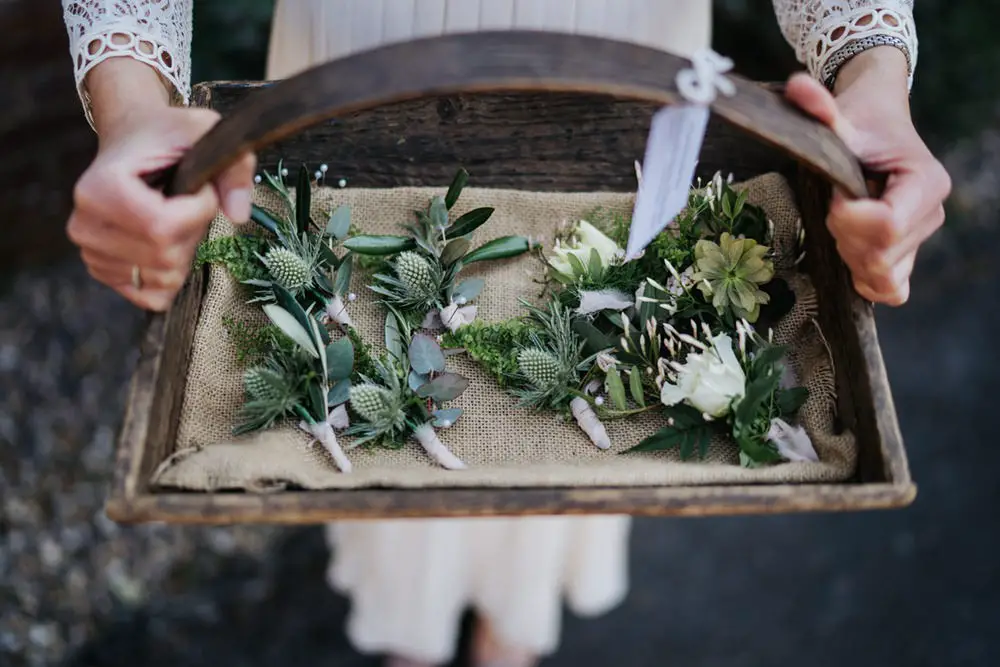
346, 326, 377, 379
195, 234, 270, 282
223, 316, 296, 366
442, 319, 539, 388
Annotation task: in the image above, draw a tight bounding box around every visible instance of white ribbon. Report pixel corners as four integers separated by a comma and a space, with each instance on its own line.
676, 49, 737, 105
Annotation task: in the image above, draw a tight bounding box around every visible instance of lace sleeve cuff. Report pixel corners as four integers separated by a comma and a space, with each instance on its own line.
809, 6, 917, 90
774, 2, 917, 92
63, 1, 192, 130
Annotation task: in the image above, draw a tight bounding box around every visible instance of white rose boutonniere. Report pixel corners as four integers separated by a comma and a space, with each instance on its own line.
659, 333, 746, 418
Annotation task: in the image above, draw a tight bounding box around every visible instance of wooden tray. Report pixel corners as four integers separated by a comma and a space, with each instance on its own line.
107, 32, 914, 524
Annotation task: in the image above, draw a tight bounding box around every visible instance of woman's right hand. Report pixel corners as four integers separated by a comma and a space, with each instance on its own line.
67, 58, 255, 312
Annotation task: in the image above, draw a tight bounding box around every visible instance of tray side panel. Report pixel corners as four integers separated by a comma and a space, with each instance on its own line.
106, 484, 917, 524
796, 169, 911, 486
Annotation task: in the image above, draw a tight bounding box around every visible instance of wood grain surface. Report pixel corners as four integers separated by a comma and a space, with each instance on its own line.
159, 31, 868, 199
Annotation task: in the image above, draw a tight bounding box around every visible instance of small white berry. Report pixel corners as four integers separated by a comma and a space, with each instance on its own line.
347, 293, 357, 302
314, 171, 322, 180
320, 164, 329, 173
281, 168, 289, 177
455, 296, 467, 305
440, 420, 452, 428
338, 178, 347, 188
595, 396, 605, 406
254, 174, 262, 184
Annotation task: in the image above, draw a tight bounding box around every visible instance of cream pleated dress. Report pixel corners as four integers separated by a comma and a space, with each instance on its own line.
266, 2, 710, 663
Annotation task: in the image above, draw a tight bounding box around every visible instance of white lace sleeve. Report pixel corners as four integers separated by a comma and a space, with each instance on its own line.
772, 1, 917, 90
62, 1, 193, 127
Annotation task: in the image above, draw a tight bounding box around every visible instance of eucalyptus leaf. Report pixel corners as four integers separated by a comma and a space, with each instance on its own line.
327, 378, 351, 407
429, 196, 448, 230
453, 278, 485, 303
432, 408, 463, 427
408, 370, 429, 392
440, 238, 471, 265
605, 368, 627, 410
445, 207, 494, 238
334, 254, 353, 295
629, 366, 646, 407
408, 333, 446, 374
416, 372, 469, 402
326, 204, 351, 240
262, 304, 318, 357
462, 236, 531, 264
295, 165, 311, 234
326, 337, 354, 381
385, 311, 404, 363
444, 168, 469, 209
343, 235, 416, 255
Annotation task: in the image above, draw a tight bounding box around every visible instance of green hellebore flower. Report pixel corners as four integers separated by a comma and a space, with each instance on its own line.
692, 232, 775, 322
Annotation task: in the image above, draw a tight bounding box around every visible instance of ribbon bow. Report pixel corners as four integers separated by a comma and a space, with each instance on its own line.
676, 49, 737, 105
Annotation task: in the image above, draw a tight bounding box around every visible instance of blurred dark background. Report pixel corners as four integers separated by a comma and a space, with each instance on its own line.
1, 1, 998, 666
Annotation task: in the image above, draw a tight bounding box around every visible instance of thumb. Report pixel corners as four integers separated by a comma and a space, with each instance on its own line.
214, 151, 257, 223
784, 73, 859, 149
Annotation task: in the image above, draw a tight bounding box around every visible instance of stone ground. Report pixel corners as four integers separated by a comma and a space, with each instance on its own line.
2, 213, 999, 667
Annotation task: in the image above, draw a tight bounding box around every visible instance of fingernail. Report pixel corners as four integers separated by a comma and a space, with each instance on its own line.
225, 188, 251, 223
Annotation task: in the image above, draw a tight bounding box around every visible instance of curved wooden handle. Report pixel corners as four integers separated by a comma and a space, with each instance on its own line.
163, 30, 869, 198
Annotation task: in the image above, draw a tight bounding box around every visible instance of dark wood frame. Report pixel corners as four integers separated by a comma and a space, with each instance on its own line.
106, 32, 915, 524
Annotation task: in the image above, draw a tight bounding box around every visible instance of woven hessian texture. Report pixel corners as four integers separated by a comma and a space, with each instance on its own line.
154, 174, 857, 491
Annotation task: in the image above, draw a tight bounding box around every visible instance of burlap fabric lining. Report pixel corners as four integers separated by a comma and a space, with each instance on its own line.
153, 173, 857, 492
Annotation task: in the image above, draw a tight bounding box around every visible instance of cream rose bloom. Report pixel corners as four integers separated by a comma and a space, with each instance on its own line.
660, 333, 746, 418
548, 220, 623, 277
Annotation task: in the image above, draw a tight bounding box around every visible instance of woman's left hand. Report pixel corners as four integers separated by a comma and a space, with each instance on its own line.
784, 46, 952, 306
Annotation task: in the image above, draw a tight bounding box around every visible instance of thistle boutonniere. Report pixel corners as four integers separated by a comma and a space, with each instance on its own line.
244, 162, 357, 327
343, 168, 538, 331
344, 311, 471, 469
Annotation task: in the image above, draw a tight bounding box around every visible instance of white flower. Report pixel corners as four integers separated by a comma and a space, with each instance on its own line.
665, 265, 696, 296
659, 333, 746, 418
547, 220, 623, 277
767, 418, 819, 462
596, 352, 619, 372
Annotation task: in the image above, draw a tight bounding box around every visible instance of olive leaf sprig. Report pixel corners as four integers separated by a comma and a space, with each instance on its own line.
344, 310, 470, 469
236, 283, 357, 472
245, 162, 356, 327
343, 168, 537, 330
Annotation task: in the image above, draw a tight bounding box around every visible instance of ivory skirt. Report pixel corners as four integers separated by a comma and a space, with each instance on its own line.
265, 1, 711, 661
